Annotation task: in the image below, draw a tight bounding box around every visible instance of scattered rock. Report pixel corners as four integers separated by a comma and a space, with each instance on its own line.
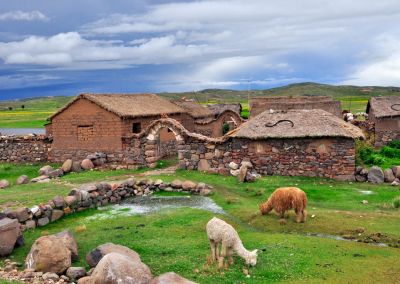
182, 180, 197, 191
199, 188, 212, 196
150, 272, 197, 284
55, 230, 79, 261
39, 165, 53, 176
71, 161, 82, 173
81, 159, 94, 170
42, 272, 60, 282
66, 267, 86, 282
0, 218, 20, 256
237, 165, 248, 183
367, 166, 384, 184
47, 169, 64, 178
88, 252, 152, 284
25, 235, 71, 274
0, 179, 10, 189
16, 175, 29, 185
30, 175, 50, 183
171, 179, 183, 189
62, 159, 73, 173
229, 162, 239, 170
384, 169, 395, 183
86, 243, 141, 268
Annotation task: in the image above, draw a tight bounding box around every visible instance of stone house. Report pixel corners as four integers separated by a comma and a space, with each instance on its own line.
366, 96, 400, 146
249, 95, 342, 118
46, 93, 192, 162
178, 109, 364, 180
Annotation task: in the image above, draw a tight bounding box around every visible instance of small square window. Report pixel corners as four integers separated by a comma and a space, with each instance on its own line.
77, 125, 94, 141
132, 123, 141, 133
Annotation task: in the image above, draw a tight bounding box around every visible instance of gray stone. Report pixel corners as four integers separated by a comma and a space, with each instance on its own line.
368, 166, 384, 184
50, 209, 64, 222
39, 165, 53, 176
47, 169, 63, 178
86, 243, 141, 268
14, 207, 30, 222
198, 159, 210, 172
384, 169, 396, 183
66, 267, 86, 282
241, 161, 253, 168
25, 220, 36, 230
150, 272, 197, 284
16, 175, 29, 185
171, 179, 183, 189
0, 218, 20, 256
230, 169, 240, 176
71, 161, 82, 172
37, 217, 49, 227
61, 159, 73, 173
355, 174, 367, 182
237, 165, 248, 183
53, 196, 65, 208
81, 159, 94, 170
182, 180, 197, 191
229, 162, 239, 170
0, 179, 10, 189
42, 272, 60, 282
30, 175, 49, 183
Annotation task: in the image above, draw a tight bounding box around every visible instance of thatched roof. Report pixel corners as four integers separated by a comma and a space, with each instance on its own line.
171, 100, 213, 118
229, 109, 364, 139
50, 93, 186, 120
207, 103, 242, 116
367, 96, 400, 118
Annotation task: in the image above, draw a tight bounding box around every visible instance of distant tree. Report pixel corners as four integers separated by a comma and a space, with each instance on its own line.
21, 105, 25, 109
8, 106, 12, 110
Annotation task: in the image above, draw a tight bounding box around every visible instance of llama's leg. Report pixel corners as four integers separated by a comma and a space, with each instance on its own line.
279, 210, 285, 219
295, 209, 302, 223
227, 247, 234, 265
218, 242, 227, 269
302, 209, 307, 222
209, 239, 216, 262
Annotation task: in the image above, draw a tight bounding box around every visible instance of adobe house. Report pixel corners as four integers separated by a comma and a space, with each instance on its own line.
367, 96, 400, 146
172, 99, 243, 137
178, 109, 364, 180
249, 95, 342, 118
46, 93, 192, 162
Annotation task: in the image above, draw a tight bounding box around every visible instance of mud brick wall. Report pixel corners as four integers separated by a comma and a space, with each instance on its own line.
178, 137, 356, 180
0, 136, 51, 163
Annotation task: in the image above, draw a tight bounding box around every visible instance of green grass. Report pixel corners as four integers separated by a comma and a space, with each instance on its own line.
1, 163, 400, 283
357, 140, 400, 169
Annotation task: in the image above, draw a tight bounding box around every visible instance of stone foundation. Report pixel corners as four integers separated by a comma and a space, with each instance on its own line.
0, 136, 51, 163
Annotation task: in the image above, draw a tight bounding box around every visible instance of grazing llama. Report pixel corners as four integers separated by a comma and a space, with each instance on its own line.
206, 217, 258, 269
259, 187, 307, 223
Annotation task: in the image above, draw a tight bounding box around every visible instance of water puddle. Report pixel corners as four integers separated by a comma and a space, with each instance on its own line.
358, 190, 374, 195
305, 232, 388, 247
86, 195, 225, 220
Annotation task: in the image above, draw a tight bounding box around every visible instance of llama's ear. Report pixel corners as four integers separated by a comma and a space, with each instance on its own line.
253, 249, 258, 254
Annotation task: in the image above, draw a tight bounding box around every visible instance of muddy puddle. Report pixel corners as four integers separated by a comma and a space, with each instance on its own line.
86, 195, 225, 220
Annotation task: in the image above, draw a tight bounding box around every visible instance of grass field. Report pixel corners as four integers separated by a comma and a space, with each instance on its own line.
1, 162, 400, 283
1, 83, 399, 128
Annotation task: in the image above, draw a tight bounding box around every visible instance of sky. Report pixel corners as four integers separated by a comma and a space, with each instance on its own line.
0, 0, 400, 100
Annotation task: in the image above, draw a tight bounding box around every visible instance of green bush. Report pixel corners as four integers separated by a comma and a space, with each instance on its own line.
380, 146, 400, 158
387, 140, 400, 150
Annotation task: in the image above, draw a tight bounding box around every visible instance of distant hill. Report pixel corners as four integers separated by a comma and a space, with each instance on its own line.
1, 82, 400, 128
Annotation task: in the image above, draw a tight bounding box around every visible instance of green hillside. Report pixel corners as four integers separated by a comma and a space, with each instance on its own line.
1, 83, 399, 128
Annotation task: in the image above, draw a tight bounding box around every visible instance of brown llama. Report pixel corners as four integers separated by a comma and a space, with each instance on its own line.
259, 187, 307, 223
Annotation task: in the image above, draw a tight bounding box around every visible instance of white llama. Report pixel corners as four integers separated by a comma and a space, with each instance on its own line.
206, 217, 258, 268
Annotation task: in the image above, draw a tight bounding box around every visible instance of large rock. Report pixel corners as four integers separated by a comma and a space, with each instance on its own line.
39, 165, 53, 176
367, 166, 384, 184
171, 180, 182, 189
86, 243, 141, 268
88, 252, 152, 284
81, 159, 94, 170
30, 175, 50, 183
50, 209, 64, 222
384, 169, 396, 183
16, 175, 29, 185
53, 196, 65, 208
14, 207, 30, 222
197, 159, 210, 172
237, 165, 248, 183
55, 230, 78, 261
150, 272, 197, 284
25, 235, 71, 274
71, 161, 82, 173
182, 181, 197, 191
392, 166, 400, 178
47, 169, 64, 178
66, 267, 86, 282
0, 218, 20, 256
0, 179, 10, 189
62, 159, 73, 173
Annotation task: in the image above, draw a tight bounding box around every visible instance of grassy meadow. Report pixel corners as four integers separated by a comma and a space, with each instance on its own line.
1, 162, 400, 283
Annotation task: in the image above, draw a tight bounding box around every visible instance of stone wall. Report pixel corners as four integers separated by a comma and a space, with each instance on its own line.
374, 117, 400, 147
177, 136, 356, 180
0, 136, 51, 163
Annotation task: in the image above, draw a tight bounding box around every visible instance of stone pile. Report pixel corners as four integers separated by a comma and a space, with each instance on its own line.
0, 178, 212, 257
228, 161, 261, 183
356, 165, 400, 185
1, 234, 197, 284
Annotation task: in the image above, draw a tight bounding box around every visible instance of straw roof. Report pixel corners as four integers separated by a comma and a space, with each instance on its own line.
50, 93, 186, 119
251, 95, 335, 103
229, 109, 364, 139
367, 96, 400, 118
207, 103, 242, 116
171, 100, 213, 118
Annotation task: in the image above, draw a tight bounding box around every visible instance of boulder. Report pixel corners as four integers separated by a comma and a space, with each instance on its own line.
14, 207, 30, 222
197, 159, 210, 172
16, 175, 29, 185
384, 169, 396, 183
37, 217, 49, 227
229, 162, 239, 170
42, 272, 60, 282
0, 179, 10, 189
71, 161, 82, 173
0, 218, 20, 256
30, 175, 50, 183
47, 169, 64, 179
53, 196, 65, 208
51, 209, 64, 222
392, 166, 400, 178
171, 180, 183, 189
182, 181, 197, 191
88, 252, 152, 284
66, 267, 86, 282
62, 159, 73, 173
86, 243, 141, 268
55, 230, 79, 261
81, 159, 94, 170
26, 235, 71, 274
367, 166, 384, 184
150, 272, 197, 284
39, 165, 53, 176
65, 195, 78, 207
355, 174, 367, 182
237, 165, 248, 183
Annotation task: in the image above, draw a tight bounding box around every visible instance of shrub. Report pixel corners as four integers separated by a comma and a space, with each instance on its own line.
380, 146, 400, 158
393, 196, 400, 209
387, 140, 400, 150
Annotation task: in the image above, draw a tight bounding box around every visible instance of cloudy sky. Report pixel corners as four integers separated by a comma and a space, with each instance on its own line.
0, 0, 400, 99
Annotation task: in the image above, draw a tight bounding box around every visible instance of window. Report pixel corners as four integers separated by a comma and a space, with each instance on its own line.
77, 125, 94, 141
167, 128, 172, 133
132, 122, 141, 133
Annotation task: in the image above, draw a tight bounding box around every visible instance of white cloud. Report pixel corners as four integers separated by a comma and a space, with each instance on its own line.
0, 10, 49, 22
